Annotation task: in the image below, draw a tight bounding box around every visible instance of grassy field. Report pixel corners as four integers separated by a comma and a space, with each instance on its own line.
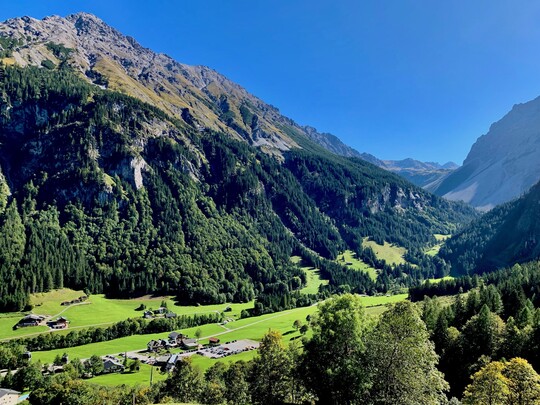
427, 276, 455, 284
336, 250, 378, 280
30, 293, 407, 367
89, 363, 168, 386
0, 289, 253, 341
81, 293, 409, 385
425, 234, 451, 256
363, 238, 406, 265
291, 256, 329, 295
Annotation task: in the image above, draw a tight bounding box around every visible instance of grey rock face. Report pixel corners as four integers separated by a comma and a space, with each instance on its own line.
432, 96, 540, 210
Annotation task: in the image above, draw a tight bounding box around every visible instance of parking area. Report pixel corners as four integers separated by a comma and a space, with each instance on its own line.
198, 339, 260, 359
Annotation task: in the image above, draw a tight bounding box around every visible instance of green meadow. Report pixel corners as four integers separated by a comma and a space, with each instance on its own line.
425, 234, 451, 256
362, 237, 407, 265
88, 363, 168, 387
336, 250, 378, 280
30, 293, 407, 366
0, 289, 253, 341
291, 256, 330, 295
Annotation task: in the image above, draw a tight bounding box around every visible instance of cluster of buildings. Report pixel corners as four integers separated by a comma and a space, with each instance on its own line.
14, 315, 69, 330
142, 307, 177, 319
147, 331, 210, 352
60, 295, 88, 306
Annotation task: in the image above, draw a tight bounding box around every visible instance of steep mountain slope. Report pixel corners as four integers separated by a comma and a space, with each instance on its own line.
0, 13, 458, 187
432, 97, 540, 210
0, 14, 477, 311
440, 180, 540, 275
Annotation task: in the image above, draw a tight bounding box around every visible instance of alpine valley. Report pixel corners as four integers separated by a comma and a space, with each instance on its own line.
0, 13, 477, 312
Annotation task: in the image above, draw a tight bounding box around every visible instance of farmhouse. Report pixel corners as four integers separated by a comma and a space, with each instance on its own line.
147, 338, 170, 352
16, 314, 45, 328
0, 388, 20, 405
168, 331, 183, 344
48, 317, 69, 329
155, 354, 171, 366
153, 307, 167, 315
181, 338, 199, 350
102, 358, 125, 374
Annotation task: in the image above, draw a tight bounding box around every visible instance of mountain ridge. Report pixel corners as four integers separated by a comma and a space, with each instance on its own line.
0, 12, 458, 188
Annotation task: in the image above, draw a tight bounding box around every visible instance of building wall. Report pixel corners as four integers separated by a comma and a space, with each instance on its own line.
0, 393, 19, 405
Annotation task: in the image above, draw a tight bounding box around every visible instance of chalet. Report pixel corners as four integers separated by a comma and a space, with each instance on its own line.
16, 314, 45, 328
0, 388, 20, 405
181, 338, 199, 350
147, 338, 170, 352
168, 331, 182, 342
143, 310, 153, 319
48, 317, 69, 330
102, 358, 125, 374
165, 311, 177, 319
79, 295, 88, 301
153, 307, 167, 315
208, 337, 220, 345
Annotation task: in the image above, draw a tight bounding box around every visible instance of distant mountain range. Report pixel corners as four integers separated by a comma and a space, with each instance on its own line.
432, 96, 540, 210
301, 126, 459, 187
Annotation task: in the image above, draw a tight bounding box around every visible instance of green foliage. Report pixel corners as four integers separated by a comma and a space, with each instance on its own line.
441, 181, 540, 276
40, 59, 56, 70
250, 330, 296, 404
365, 301, 449, 404
463, 358, 540, 405
302, 294, 370, 404
45, 42, 73, 60
163, 357, 204, 403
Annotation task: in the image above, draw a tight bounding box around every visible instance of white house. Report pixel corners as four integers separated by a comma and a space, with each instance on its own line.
0, 389, 20, 405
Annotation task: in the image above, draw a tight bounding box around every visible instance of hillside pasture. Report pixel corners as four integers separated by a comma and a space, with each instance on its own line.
336, 250, 378, 280
291, 256, 329, 294
0, 289, 253, 341
362, 238, 406, 265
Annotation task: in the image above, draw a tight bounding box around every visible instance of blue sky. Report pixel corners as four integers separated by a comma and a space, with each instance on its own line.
2, 1, 540, 164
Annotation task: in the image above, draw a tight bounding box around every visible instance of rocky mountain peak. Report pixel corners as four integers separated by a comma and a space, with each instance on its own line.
0, 12, 302, 153
432, 95, 540, 210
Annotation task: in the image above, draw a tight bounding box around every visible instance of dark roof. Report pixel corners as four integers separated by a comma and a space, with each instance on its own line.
169, 331, 180, 339
103, 359, 124, 370
22, 314, 44, 321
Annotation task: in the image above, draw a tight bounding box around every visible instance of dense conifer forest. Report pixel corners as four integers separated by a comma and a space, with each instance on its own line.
440, 181, 540, 275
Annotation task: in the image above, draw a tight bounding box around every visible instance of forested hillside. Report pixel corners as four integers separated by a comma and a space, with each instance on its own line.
0, 64, 476, 311
440, 180, 540, 276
